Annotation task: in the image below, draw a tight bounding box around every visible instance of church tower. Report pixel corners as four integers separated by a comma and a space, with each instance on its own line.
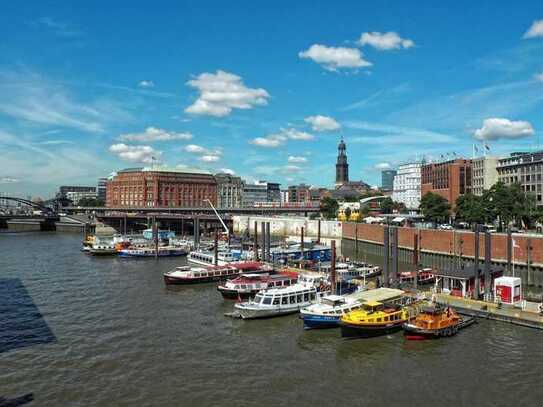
335, 137, 349, 186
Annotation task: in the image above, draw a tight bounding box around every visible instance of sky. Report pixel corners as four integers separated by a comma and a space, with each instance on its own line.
1, 0, 543, 198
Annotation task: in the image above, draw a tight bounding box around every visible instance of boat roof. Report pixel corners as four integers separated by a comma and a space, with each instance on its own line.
323, 294, 344, 302
352, 288, 404, 303
258, 284, 315, 295
364, 300, 383, 307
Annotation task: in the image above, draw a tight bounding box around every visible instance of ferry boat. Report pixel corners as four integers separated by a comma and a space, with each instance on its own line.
188, 250, 240, 266
318, 261, 381, 281
89, 243, 118, 256
217, 271, 299, 300
339, 301, 409, 338
163, 262, 270, 285
233, 272, 328, 319
403, 304, 476, 340
399, 268, 436, 285
119, 246, 188, 258
300, 287, 405, 330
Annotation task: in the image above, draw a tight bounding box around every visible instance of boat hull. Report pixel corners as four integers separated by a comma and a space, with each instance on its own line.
340, 321, 405, 338
301, 314, 341, 329
217, 287, 257, 300
164, 274, 235, 285
234, 305, 303, 319
120, 251, 187, 258
403, 317, 476, 340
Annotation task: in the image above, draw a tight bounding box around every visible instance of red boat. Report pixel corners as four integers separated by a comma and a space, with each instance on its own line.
217, 271, 299, 300
399, 268, 436, 285
163, 261, 271, 285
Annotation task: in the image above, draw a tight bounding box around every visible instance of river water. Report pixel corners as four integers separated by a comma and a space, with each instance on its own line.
1, 233, 543, 407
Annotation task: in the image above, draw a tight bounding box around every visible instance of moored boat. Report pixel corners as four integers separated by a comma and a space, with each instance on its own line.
163, 261, 270, 285
217, 271, 299, 300
188, 250, 239, 266
339, 301, 409, 338
89, 243, 118, 256
119, 246, 188, 258
403, 304, 476, 340
399, 268, 436, 285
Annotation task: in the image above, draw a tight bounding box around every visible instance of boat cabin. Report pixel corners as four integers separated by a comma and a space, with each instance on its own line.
253, 288, 317, 306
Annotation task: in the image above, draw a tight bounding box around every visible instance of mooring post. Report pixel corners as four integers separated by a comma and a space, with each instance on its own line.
474, 225, 480, 299
527, 237, 532, 286
331, 239, 336, 295
506, 228, 512, 276
317, 219, 321, 244
123, 214, 127, 236
300, 226, 305, 269
254, 220, 259, 261
391, 227, 399, 287
266, 222, 271, 263
194, 216, 200, 249
153, 216, 158, 259
261, 222, 266, 262
484, 230, 491, 299
413, 232, 419, 290
214, 229, 219, 266
383, 225, 390, 287
355, 223, 359, 257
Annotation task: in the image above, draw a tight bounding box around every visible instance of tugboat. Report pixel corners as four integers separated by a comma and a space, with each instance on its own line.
217, 271, 299, 300
402, 304, 475, 340
339, 301, 409, 338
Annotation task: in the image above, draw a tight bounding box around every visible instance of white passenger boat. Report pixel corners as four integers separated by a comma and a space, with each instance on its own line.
163, 262, 270, 285
300, 287, 405, 329
233, 272, 328, 319
188, 250, 239, 266
119, 246, 188, 258
89, 243, 117, 256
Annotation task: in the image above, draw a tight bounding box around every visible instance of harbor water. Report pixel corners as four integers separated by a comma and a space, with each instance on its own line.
2, 233, 543, 406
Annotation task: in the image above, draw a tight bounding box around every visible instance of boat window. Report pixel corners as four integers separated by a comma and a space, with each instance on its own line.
303, 293, 309, 302
384, 317, 389, 322
296, 294, 302, 303
263, 297, 272, 305
277, 281, 283, 286
281, 297, 288, 305
310, 293, 316, 301
284, 280, 290, 286
254, 295, 263, 303
273, 297, 280, 305
240, 285, 246, 289
376, 318, 382, 322
289, 295, 296, 304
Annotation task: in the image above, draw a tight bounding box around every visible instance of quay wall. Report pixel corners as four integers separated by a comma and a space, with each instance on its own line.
342, 222, 543, 289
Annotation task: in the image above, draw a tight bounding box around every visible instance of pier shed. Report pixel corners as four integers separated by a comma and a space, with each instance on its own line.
434, 264, 505, 299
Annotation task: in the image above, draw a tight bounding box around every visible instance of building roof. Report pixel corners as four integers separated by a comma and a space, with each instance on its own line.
118, 166, 212, 175
436, 264, 505, 280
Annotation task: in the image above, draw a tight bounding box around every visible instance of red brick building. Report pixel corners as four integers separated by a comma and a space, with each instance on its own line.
421, 159, 472, 206
106, 167, 217, 208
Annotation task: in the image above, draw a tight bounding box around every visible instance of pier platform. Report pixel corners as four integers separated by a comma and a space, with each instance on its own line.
432, 293, 543, 330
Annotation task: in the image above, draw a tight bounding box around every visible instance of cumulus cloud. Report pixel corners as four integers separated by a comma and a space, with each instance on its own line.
474, 118, 535, 141
0, 177, 19, 184
298, 44, 372, 71
282, 165, 302, 173
249, 128, 314, 148
374, 162, 392, 170
524, 19, 543, 39
358, 31, 415, 50
304, 115, 341, 132
119, 127, 192, 142
183, 144, 221, 155
219, 168, 235, 175
109, 143, 161, 164
138, 80, 155, 88
288, 156, 308, 163
184, 70, 270, 117
199, 154, 221, 162
535, 71, 543, 81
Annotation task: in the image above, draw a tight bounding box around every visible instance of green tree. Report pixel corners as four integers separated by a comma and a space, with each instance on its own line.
420, 192, 451, 224
77, 197, 105, 207
320, 197, 339, 219
455, 194, 486, 225
380, 197, 394, 214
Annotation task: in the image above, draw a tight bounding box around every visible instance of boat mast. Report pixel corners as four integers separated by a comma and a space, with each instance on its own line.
205, 199, 230, 237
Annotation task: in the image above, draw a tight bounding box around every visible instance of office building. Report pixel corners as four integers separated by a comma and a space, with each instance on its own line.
421, 159, 472, 206
497, 151, 543, 205
381, 169, 397, 191
215, 173, 244, 208
392, 162, 422, 209
471, 156, 499, 196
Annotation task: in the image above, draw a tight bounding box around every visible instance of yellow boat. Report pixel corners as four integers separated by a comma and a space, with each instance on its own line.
339, 300, 409, 339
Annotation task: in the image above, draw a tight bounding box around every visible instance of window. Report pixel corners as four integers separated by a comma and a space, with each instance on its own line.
376, 318, 382, 322
273, 298, 280, 305
263, 297, 272, 305
289, 295, 296, 304
303, 293, 309, 301
281, 297, 288, 305
296, 294, 302, 303
254, 295, 263, 303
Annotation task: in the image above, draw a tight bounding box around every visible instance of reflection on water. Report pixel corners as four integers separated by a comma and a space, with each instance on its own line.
1, 233, 543, 406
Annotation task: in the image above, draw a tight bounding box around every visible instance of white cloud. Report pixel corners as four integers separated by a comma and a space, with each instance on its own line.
185, 70, 270, 117
108, 143, 161, 164
374, 162, 392, 170
0, 177, 19, 184
524, 20, 543, 39
119, 127, 192, 142
298, 44, 372, 71
288, 156, 307, 163
249, 128, 314, 148
358, 31, 414, 50
474, 118, 535, 141
183, 144, 221, 156
304, 115, 341, 132
199, 154, 221, 162
535, 71, 543, 81
219, 168, 235, 175
138, 80, 155, 88
282, 165, 302, 173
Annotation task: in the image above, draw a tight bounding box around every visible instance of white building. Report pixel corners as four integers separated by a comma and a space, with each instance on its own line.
66, 191, 97, 205
472, 156, 499, 196
392, 162, 422, 209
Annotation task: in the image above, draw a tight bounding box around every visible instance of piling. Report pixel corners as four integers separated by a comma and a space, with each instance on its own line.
300, 227, 305, 269
383, 225, 390, 287
214, 230, 219, 266
153, 216, 158, 259
331, 240, 336, 295
474, 226, 480, 299
317, 220, 321, 244
527, 237, 533, 286
266, 222, 271, 263
413, 232, 419, 290
123, 214, 127, 236
261, 222, 266, 262
254, 221, 259, 261
484, 231, 491, 298
193, 216, 200, 249
391, 227, 398, 287
355, 224, 359, 256
506, 228, 512, 276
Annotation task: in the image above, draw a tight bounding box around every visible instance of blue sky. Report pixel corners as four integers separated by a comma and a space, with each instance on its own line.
1, 0, 543, 198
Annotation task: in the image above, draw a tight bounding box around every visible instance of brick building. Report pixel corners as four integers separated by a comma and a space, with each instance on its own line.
106, 167, 217, 208
421, 159, 472, 206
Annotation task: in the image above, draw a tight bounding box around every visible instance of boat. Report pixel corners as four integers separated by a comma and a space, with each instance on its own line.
300, 287, 405, 330
142, 228, 176, 240
339, 300, 409, 338
233, 272, 328, 319
217, 271, 299, 300
403, 304, 476, 340
119, 246, 188, 258
188, 250, 240, 266
163, 262, 270, 285
399, 267, 436, 284
89, 243, 118, 256
318, 261, 381, 281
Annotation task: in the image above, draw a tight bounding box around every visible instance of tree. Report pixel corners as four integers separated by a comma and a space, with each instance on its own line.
380, 197, 394, 214
420, 192, 451, 224
78, 197, 105, 207
320, 197, 339, 219
455, 194, 486, 225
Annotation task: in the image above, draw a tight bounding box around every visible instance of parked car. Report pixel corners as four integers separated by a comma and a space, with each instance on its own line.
438, 224, 453, 230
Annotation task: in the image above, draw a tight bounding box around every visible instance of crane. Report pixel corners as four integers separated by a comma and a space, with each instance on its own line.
204, 199, 230, 238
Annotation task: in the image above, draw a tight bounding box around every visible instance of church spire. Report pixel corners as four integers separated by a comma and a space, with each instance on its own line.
335, 137, 349, 186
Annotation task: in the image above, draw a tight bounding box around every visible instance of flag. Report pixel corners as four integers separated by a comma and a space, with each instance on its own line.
474, 144, 479, 152
484, 143, 490, 151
